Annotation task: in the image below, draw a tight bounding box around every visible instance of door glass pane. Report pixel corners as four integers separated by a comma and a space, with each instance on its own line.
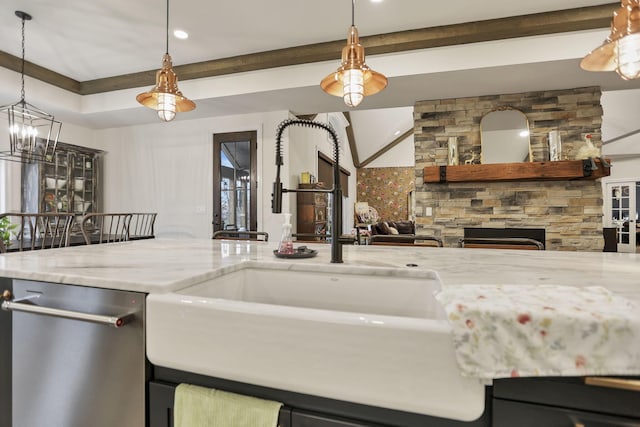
219, 141, 251, 231
610, 184, 633, 245
621, 232, 630, 244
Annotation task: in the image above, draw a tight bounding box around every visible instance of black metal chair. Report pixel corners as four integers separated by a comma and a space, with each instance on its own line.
128, 213, 157, 240
0, 212, 75, 252
81, 213, 132, 244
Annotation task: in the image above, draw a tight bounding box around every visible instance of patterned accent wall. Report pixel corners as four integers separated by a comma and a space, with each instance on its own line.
414, 87, 605, 251
357, 167, 415, 222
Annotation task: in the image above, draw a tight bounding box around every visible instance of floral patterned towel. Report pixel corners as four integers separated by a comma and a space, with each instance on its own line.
434, 285, 640, 379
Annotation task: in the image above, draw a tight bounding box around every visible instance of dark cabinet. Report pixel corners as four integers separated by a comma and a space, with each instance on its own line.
291, 410, 385, 427
22, 141, 103, 216
0, 278, 12, 427
493, 377, 640, 426
494, 399, 640, 427
296, 183, 328, 240
148, 381, 292, 427
149, 368, 491, 427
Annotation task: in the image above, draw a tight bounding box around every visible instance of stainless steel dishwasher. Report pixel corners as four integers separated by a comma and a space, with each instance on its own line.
2, 279, 146, 427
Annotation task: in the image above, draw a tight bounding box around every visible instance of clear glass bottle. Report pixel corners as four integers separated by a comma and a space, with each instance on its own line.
277, 213, 294, 255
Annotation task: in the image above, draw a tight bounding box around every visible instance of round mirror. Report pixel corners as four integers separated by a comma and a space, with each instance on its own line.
480, 108, 531, 164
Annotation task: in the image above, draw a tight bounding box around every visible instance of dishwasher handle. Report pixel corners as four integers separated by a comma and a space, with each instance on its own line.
1, 298, 134, 328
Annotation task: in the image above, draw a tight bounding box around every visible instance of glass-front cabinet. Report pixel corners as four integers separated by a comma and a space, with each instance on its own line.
22, 141, 103, 216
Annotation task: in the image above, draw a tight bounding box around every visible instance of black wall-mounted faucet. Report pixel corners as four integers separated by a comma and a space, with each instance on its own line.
271, 118, 343, 263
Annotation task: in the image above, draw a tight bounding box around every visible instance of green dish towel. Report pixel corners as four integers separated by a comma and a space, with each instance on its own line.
174, 383, 283, 427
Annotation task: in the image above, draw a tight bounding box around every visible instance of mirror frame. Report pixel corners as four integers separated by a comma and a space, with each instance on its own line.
480, 107, 532, 164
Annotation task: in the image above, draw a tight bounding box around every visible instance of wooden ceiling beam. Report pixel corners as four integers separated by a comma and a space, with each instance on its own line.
343, 112, 361, 168
0, 50, 81, 94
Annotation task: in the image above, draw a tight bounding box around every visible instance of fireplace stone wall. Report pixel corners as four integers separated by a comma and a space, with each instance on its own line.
413, 87, 604, 251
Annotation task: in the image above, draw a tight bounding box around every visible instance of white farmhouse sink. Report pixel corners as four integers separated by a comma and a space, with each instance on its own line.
146, 261, 485, 421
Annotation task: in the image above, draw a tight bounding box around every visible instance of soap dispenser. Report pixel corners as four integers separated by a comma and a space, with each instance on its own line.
277, 213, 294, 255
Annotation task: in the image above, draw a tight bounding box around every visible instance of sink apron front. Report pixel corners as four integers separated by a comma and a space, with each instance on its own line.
146, 261, 485, 421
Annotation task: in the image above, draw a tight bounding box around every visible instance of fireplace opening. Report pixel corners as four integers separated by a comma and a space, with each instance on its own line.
463, 227, 546, 250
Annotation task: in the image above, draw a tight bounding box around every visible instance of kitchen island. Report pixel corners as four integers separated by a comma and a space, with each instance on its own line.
1, 238, 639, 427
1, 237, 639, 298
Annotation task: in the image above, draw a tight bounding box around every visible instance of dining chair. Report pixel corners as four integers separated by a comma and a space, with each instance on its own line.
128, 213, 157, 240
0, 212, 75, 252
81, 213, 132, 244
212, 230, 269, 241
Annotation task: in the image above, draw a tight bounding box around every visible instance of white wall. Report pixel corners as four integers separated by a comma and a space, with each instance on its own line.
287, 113, 357, 234
94, 110, 290, 240
0, 161, 21, 213
1, 109, 357, 239
59, 122, 100, 150
605, 157, 640, 181
364, 135, 415, 168
601, 88, 640, 179
599, 88, 640, 230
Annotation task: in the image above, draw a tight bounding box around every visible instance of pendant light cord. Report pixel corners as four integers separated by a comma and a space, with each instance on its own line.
351, 0, 355, 26
165, 0, 170, 54
20, 15, 26, 102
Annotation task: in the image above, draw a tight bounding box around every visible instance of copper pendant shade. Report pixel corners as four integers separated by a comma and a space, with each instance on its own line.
320, 0, 387, 107
580, 0, 640, 80
136, 0, 195, 121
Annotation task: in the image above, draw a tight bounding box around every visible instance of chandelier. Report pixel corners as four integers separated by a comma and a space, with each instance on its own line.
0, 11, 62, 163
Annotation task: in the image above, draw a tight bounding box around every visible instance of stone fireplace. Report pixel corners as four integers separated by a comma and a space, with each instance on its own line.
413, 87, 604, 251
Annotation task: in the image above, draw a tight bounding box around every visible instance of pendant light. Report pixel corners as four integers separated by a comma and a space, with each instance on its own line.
0, 11, 62, 163
580, 0, 640, 80
136, 0, 195, 121
320, 0, 388, 107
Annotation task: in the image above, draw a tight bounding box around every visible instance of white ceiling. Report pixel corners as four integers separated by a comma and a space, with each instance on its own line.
0, 0, 620, 81
1, 0, 639, 141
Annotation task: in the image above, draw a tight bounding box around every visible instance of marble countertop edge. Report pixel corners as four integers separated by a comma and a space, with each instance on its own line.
0, 238, 638, 303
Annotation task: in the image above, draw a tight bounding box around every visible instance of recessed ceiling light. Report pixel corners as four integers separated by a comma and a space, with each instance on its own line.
370, 0, 384, 3
173, 29, 189, 40
394, 130, 402, 136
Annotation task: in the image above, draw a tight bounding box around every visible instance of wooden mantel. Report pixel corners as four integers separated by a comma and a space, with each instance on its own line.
423, 159, 611, 183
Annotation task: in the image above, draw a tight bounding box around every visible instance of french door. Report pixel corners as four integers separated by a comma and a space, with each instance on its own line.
212, 131, 257, 234
605, 181, 639, 253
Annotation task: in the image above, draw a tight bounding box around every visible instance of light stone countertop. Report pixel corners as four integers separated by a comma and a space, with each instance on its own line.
0, 238, 639, 302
